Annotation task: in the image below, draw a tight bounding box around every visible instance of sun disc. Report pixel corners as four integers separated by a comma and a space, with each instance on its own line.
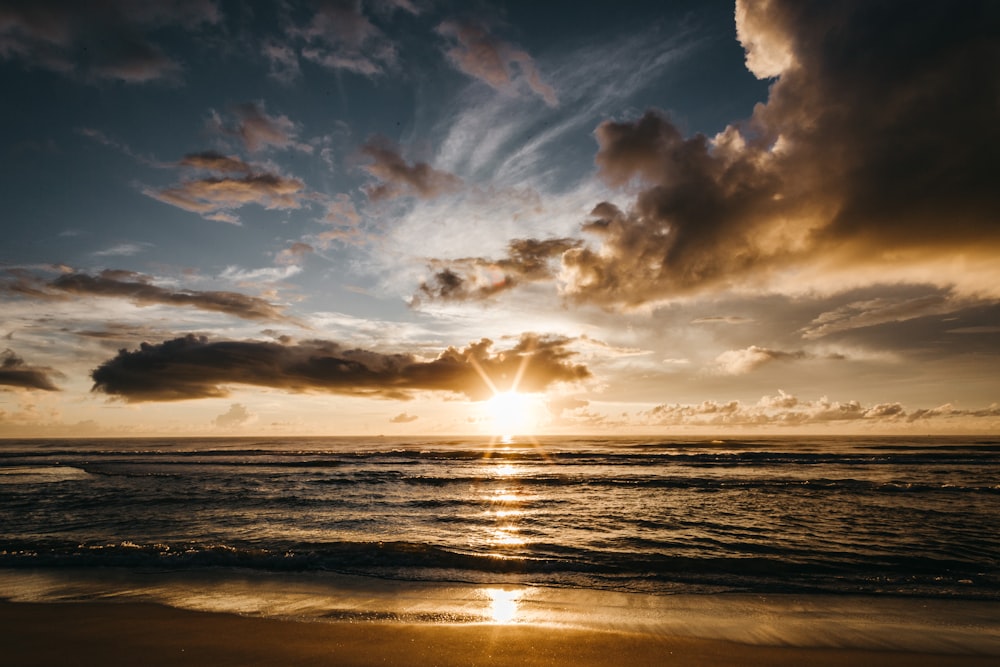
485, 391, 539, 439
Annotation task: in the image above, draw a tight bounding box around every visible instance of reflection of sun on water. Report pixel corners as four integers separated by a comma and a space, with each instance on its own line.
484, 588, 522, 623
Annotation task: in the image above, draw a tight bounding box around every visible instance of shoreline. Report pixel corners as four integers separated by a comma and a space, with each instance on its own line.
2, 567, 999, 664
3, 600, 1000, 667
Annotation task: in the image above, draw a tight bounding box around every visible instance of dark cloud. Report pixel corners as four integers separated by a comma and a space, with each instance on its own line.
437, 20, 557, 106
5, 269, 290, 322
0, 0, 219, 83
417, 237, 582, 301
0, 349, 60, 391
453, 1, 1000, 307
91, 333, 590, 402
360, 138, 462, 201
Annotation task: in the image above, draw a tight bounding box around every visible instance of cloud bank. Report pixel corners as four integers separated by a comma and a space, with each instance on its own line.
91, 333, 590, 402
640, 390, 1000, 428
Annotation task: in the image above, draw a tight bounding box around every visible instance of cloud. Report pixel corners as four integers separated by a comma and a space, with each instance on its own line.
178, 151, 254, 173
711, 346, 807, 375
0, 350, 60, 391
360, 138, 463, 201
90, 333, 590, 402
437, 20, 557, 106
92, 242, 150, 258
906, 403, 1000, 423
207, 102, 312, 153
310, 194, 365, 249
465, 1, 1000, 307
288, 0, 398, 76
5, 269, 291, 322
416, 237, 581, 302
0, 0, 219, 83
213, 403, 256, 428
275, 242, 314, 266
146, 149, 306, 223
691, 316, 753, 325
711, 345, 846, 375
263, 40, 300, 83
389, 412, 418, 423
642, 390, 916, 427
801, 294, 959, 339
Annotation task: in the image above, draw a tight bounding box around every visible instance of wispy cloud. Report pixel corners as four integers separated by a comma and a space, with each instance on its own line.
285, 0, 399, 77
437, 20, 557, 106
360, 138, 463, 201
4, 269, 292, 322
145, 152, 306, 224
207, 102, 313, 154
92, 242, 150, 258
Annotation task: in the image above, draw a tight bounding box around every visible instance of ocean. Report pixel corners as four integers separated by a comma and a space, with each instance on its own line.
2, 435, 998, 605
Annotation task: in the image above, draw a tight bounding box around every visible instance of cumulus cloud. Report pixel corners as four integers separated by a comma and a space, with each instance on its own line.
441, 1, 1000, 307
642, 390, 913, 427
437, 20, 557, 106
0, 0, 219, 83
91, 333, 590, 402
389, 412, 418, 423
0, 350, 60, 391
416, 237, 581, 302
207, 102, 312, 153
360, 138, 463, 201
5, 269, 291, 322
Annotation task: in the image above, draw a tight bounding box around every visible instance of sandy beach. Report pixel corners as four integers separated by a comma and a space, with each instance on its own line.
2, 600, 997, 667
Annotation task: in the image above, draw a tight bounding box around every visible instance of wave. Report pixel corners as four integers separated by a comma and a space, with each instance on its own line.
2, 538, 996, 599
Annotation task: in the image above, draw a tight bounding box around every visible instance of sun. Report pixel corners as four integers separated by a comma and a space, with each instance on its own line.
485, 391, 541, 441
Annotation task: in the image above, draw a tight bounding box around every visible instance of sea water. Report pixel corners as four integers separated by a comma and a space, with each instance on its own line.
3, 435, 1000, 652
2, 435, 997, 600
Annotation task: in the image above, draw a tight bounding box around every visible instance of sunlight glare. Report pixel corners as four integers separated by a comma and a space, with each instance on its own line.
484, 588, 522, 624
486, 391, 541, 440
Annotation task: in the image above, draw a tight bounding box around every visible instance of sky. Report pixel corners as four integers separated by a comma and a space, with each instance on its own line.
1, 0, 999, 437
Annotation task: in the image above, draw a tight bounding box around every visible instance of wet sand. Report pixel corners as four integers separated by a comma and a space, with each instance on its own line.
2, 601, 997, 667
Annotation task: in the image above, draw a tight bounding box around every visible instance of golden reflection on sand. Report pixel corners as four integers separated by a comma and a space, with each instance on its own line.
483, 587, 522, 623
